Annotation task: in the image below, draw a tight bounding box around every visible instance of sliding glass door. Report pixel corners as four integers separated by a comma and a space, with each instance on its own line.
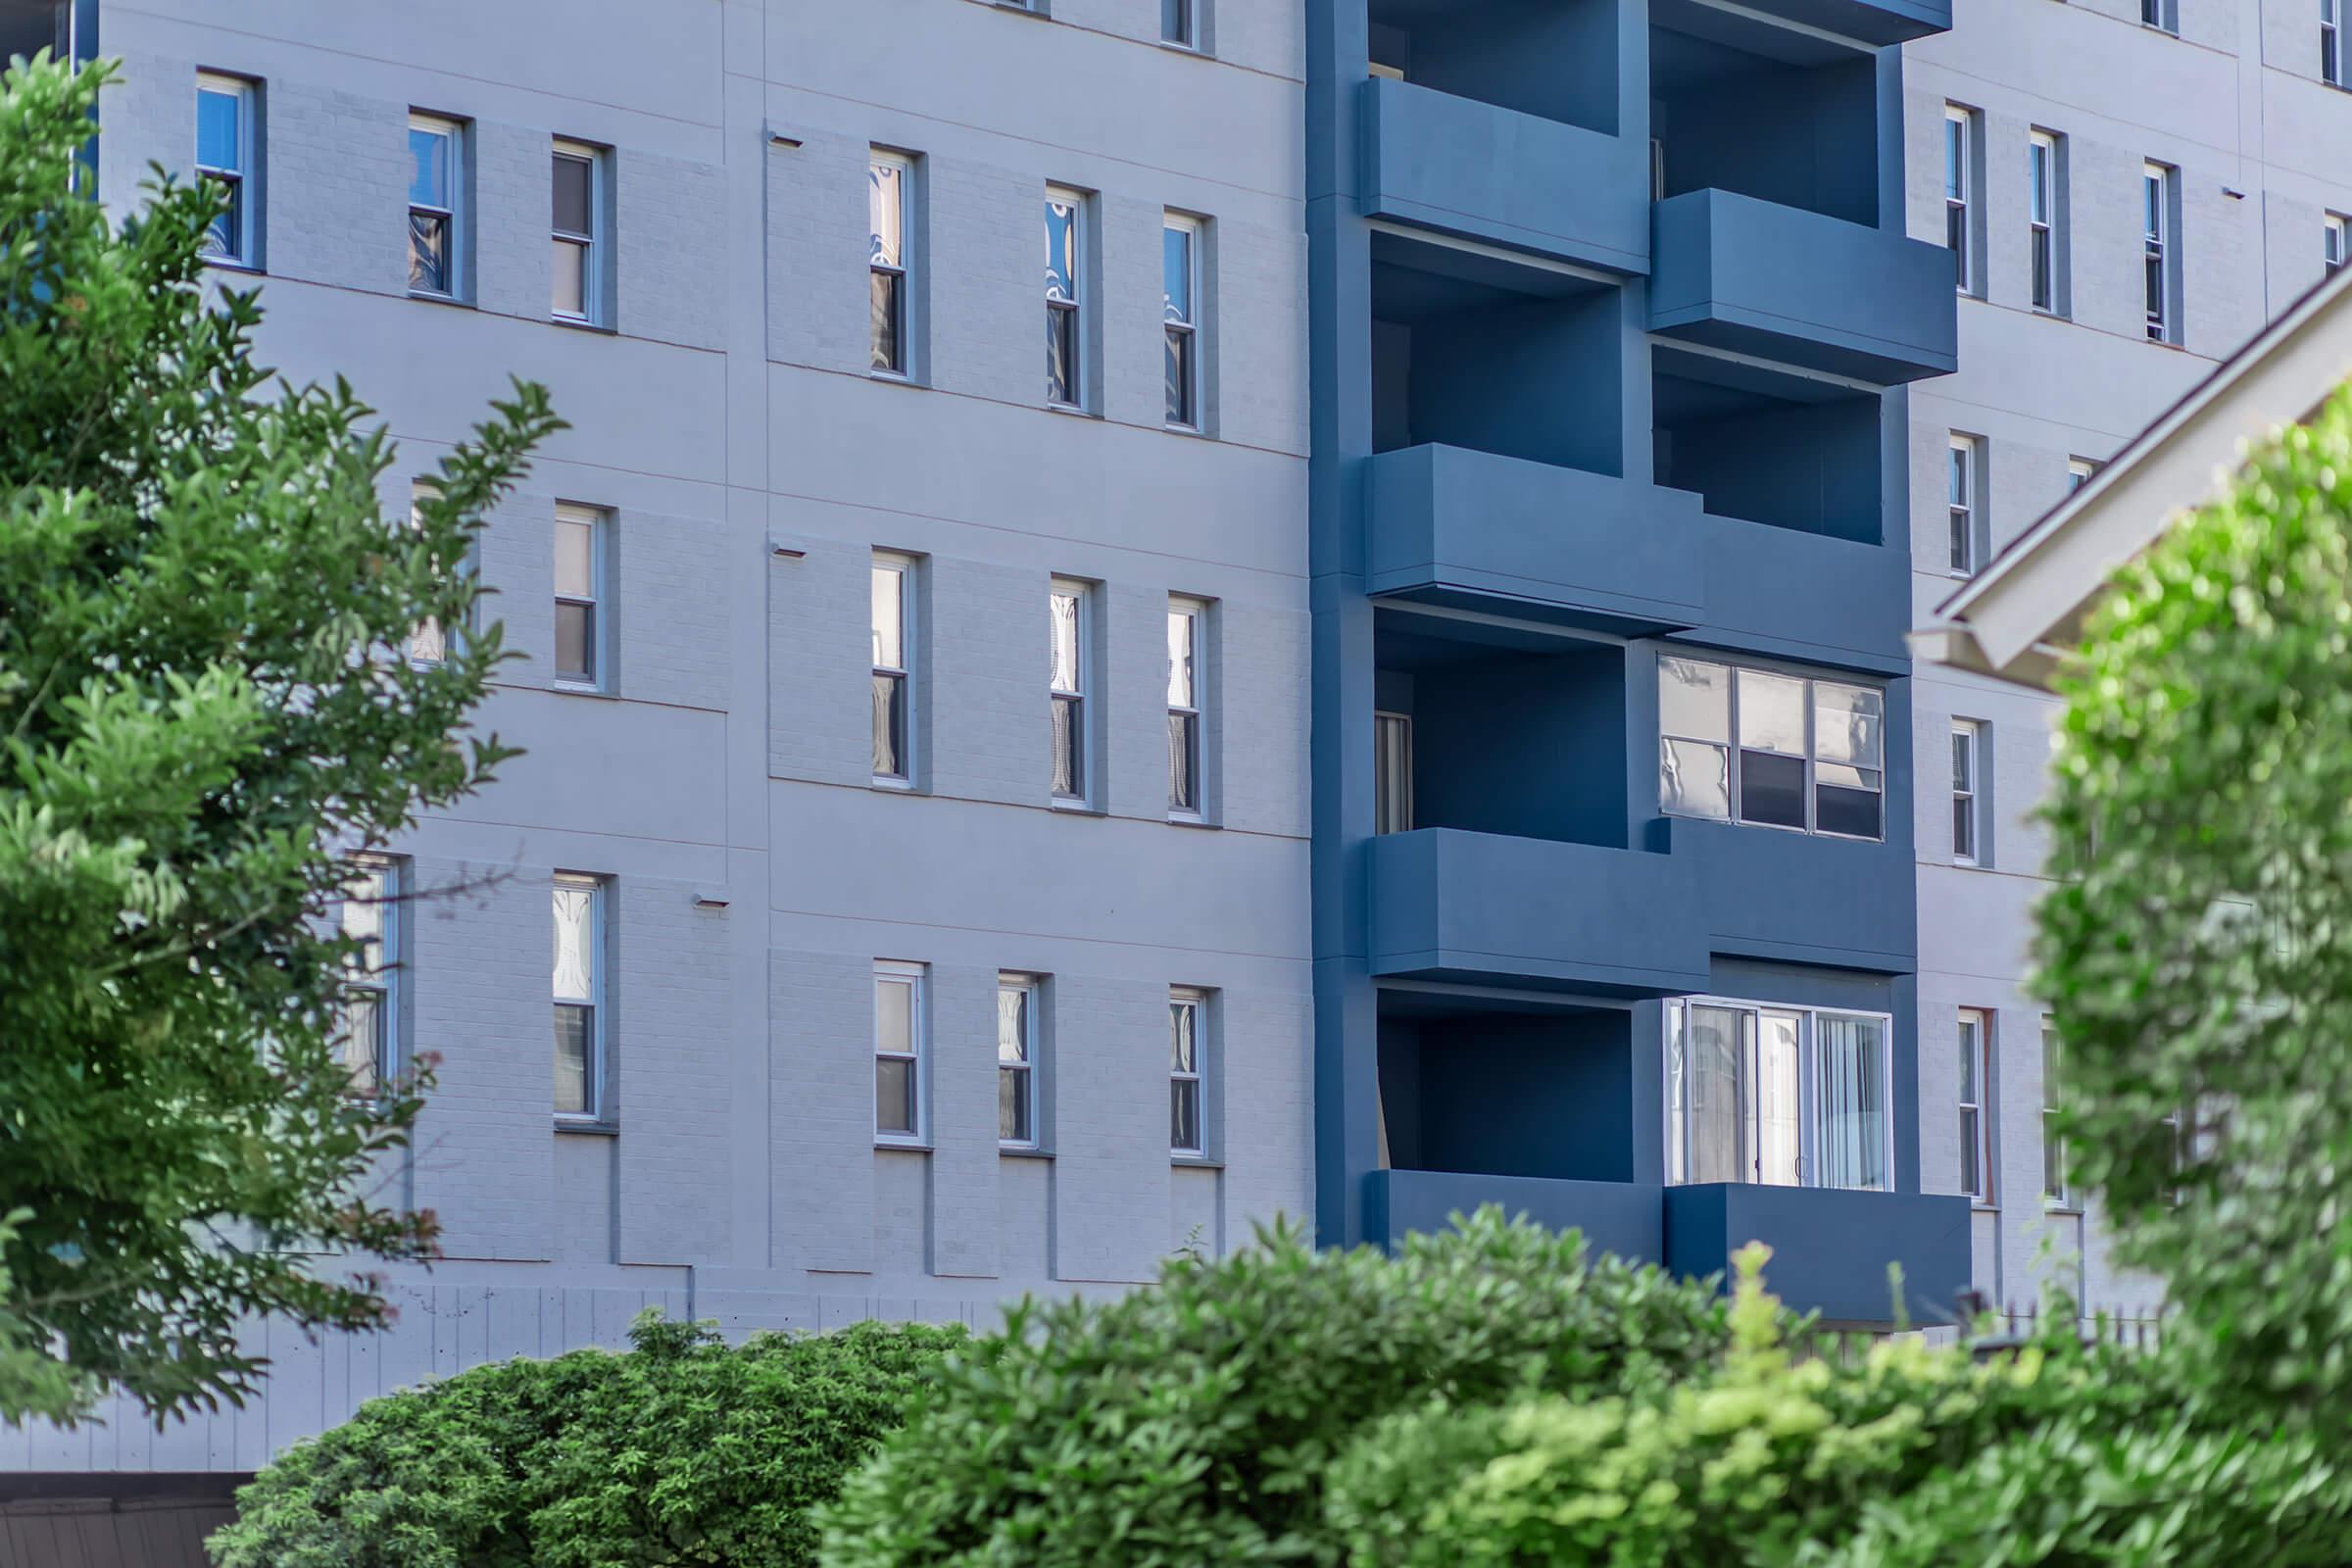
1666, 999, 1890, 1191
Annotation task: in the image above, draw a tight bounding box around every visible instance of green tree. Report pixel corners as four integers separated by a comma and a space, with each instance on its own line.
0, 53, 558, 1422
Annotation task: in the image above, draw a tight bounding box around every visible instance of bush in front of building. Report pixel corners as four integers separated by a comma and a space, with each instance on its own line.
208, 1313, 968, 1568
814, 1208, 1737, 1567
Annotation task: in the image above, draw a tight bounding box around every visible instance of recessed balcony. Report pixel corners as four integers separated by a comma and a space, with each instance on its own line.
1365, 1170, 1665, 1264
1665, 1184, 1973, 1324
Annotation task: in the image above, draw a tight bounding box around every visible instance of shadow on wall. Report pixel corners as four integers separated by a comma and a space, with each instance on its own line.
0, 1472, 249, 1568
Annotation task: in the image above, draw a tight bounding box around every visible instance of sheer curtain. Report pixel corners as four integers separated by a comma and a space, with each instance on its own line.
1814, 1013, 1888, 1190
1675, 1004, 1746, 1185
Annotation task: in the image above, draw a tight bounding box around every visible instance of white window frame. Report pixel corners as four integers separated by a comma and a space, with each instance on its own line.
2027, 130, 2059, 314
407, 112, 465, 301
552, 873, 606, 1124
195, 72, 259, 269
2328, 213, 2349, 275
1663, 997, 1896, 1193
1951, 719, 1984, 865
1167, 597, 1205, 819
339, 858, 401, 1097
1050, 578, 1092, 806
550, 138, 605, 325
2329, 0, 2346, 85
872, 553, 916, 787
552, 502, 606, 691
1162, 0, 1200, 49
1163, 213, 1203, 430
869, 149, 915, 377
2143, 162, 2176, 344
2142, 0, 2175, 31
1656, 657, 1886, 843
1170, 988, 1208, 1158
874, 960, 928, 1147
2042, 1019, 2073, 1208
998, 973, 1041, 1151
1045, 186, 1088, 409
1958, 1008, 1994, 1206
1943, 106, 1976, 297
1947, 434, 1980, 577
2068, 457, 2097, 492
1374, 710, 1414, 835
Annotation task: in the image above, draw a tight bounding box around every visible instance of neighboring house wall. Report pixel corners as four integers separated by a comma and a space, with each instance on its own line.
7, 0, 1311, 1474
1903, 0, 2352, 1314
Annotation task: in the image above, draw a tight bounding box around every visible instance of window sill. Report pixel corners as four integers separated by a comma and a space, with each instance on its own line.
872, 774, 919, 793
202, 258, 265, 276
556, 1119, 618, 1137
551, 315, 617, 335
1046, 400, 1099, 418
1001, 1146, 1054, 1160
869, 369, 928, 389
1167, 812, 1218, 830
876, 1139, 931, 1153
2044, 1201, 2082, 1216
1163, 421, 1209, 439
552, 680, 613, 698
1051, 797, 1102, 814
1158, 39, 1209, 57
1972, 1201, 2000, 1213
1171, 1154, 1223, 1169
408, 290, 474, 309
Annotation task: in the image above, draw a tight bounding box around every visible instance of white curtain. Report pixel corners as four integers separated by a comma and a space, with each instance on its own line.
1814, 1013, 1888, 1190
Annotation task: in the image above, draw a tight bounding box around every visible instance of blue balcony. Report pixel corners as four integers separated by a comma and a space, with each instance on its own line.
1358, 76, 1648, 275
1652, 816, 1917, 972
1366, 445, 1705, 634
1365, 1170, 1664, 1265
1665, 1185, 1974, 1324
1691, 513, 1912, 673
1369, 828, 1709, 997
1717, 0, 1951, 45
1648, 190, 1957, 385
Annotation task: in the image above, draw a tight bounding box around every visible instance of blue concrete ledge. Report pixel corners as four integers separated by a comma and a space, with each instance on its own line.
1665, 1184, 1974, 1325
1366, 1169, 1664, 1266
1648, 190, 1958, 385
1690, 513, 1913, 674
1365, 445, 1706, 634
1734, 0, 1950, 44
1369, 827, 1710, 997
1358, 76, 1648, 274
1647, 816, 1918, 973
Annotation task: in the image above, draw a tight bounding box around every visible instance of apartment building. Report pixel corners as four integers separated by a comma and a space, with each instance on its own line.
1904, 0, 2352, 1315
1, 0, 1313, 1482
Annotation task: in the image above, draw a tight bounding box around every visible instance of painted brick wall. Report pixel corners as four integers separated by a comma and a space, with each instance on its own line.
263, 82, 410, 295
926, 962, 1003, 1278
1049, 973, 1172, 1284
766, 537, 871, 785
927, 155, 1038, 403
769, 948, 876, 1274
931, 557, 1050, 806
615, 880, 733, 1265
616, 148, 727, 351
765, 131, 869, 373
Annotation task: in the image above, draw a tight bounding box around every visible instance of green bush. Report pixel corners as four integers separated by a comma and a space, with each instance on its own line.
209, 1313, 967, 1568
815, 1209, 1736, 1567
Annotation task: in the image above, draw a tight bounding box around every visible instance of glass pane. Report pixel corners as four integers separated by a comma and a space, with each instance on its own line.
556, 514, 596, 598
1000, 1068, 1031, 1143
1948, 443, 1970, 506
409, 212, 449, 294
552, 152, 592, 235
869, 161, 904, 267
872, 672, 906, 777
201, 177, 238, 257
2032, 229, 2051, 308
1168, 711, 1198, 811
1737, 669, 1805, 754
1047, 304, 1078, 404
1951, 729, 1974, 791
409, 126, 450, 208
876, 976, 913, 1055
1954, 795, 1975, 858
1659, 737, 1730, 820
344, 994, 383, 1095
1049, 592, 1081, 692
555, 601, 594, 683
1680, 1005, 1745, 1185
2144, 174, 2162, 235
1959, 1106, 1982, 1198
1172, 1079, 1200, 1152
1949, 506, 1972, 572
1958, 1017, 1980, 1101
197, 87, 241, 172
1755, 1010, 1801, 1186
410, 616, 445, 663
1165, 328, 1195, 426
1170, 1001, 1196, 1072
872, 566, 905, 668
1739, 751, 1806, 829
2028, 144, 2046, 218
1162, 225, 1193, 325
553, 238, 587, 317
1166, 611, 1194, 707
1374, 715, 1412, 835
870, 270, 903, 372
1162, 0, 1192, 42
1815, 1013, 1887, 1190
1657, 657, 1730, 742
1052, 695, 1084, 798
1813, 682, 1883, 767
341, 866, 386, 951
1943, 118, 1963, 197
552, 884, 593, 999
876, 1057, 916, 1136
1815, 780, 1883, 840
554, 1004, 592, 1114
997, 986, 1029, 1064
1045, 197, 1078, 302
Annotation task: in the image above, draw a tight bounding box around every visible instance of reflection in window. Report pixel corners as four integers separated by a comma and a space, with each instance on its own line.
1667, 999, 1889, 1191
1658, 656, 1883, 841
1045, 190, 1084, 406
552, 875, 602, 1118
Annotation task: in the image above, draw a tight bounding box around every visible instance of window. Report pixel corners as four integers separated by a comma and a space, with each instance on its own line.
2143, 163, 2176, 343
551, 140, 604, 323
872, 555, 914, 784
1162, 0, 1197, 47
1374, 711, 1414, 834
1049, 580, 1089, 803
2328, 0, 2344, 84
1958, 1008, 1993, 1204
408, 113, 463, 299
408, 479, 446, 664
195, 74, 258, 268
2069, 458, 2098, 492
553, 503, 604, 688
338, 859, 400, 1096
998, 975, 1039, 1148
2329, 213, 2348, 275
552, 874, 604, 1120
1665, 999, 1892, 1192
1170, 990, 1206, 1156
1045, 187, 1086, 407
875, 961, 926, 1144
1167, 600, 1203, 815
1163, 215, 1201, 428
2142, 0, 2175, 30
1952, 720, 1984, 864
2042, 1020, 2071, 1205
870, 151, 912, 374
1947, 435, 1980, 576
1657, 657, 1884, 841
1943, 107, 1976, 296
2028, 130, 2059, 313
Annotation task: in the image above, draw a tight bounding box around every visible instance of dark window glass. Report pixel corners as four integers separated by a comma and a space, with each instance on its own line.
556, 601, 594, 684
1172, 1080, 1200, 1152
554, 1004, 592, 1115
1816, 782, 1884, 840
1168, 711, 1198, 811
876, 1057, 916, 1136
552, 153, 592, 233
1047, 305, 1078, 405
999, 1070, 1030, 1143
872, 270, 903, 373
873, 672, 906, 778
409, 212, 449, 294
1738, 751, 1806, 829
1051, 694, 1084, 798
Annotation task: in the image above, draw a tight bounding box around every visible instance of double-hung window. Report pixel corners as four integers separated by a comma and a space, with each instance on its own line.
551, 140, 604, 324
2143, 163, 2176, 343
1163, 215, 1201, 428
2069, 458, 2098, 492
1958, 1008, 1994, 1204
2143, 0, 2176, 30
1167, 599, 1203, 815
1943, 107, 1976, 296
1952, 720, 1984, 864
1162, 0, 1198, 46
339, 859, 400, 1096
1045, 187, 1086, 407
2028, 130, 2059, 313
1170, 990, 1206, 1156
872, 554, 915, 784
408, 113, 464, 299
2329, 213, 2349, 275
2042, 1020, 2071, 1205
552, 874, 605, 1121
875, 961, 926, 1144
2329, 0, 2344, 81
1657, 658, 1885, 841
195, 74, 258, 268
553, 503, 605, 688
998, 974, 1039, 1149
1665, 999, 1892, 1191
1947, 435, 1980, 576
870, 151, 913, 374
1049, 579, 1090, 804
1374, 711, 1414, 834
